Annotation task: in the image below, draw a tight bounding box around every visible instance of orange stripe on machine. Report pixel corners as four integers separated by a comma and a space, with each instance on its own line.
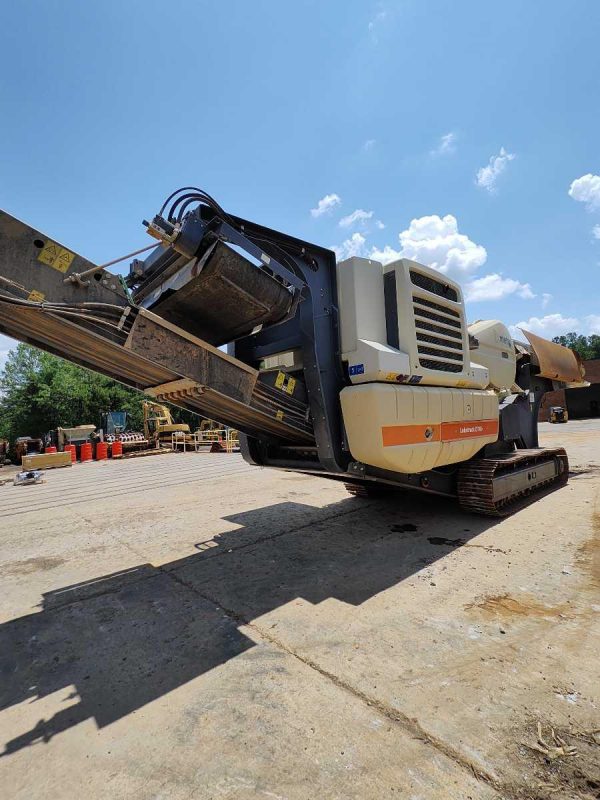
382, 418, 498, 447
441, 419, 498, 441
381, 424, 441, 447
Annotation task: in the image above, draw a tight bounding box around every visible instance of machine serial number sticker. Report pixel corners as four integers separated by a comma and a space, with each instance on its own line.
348, 363, 365, 376
27, 289, 45, 302
37, 240, 75, 273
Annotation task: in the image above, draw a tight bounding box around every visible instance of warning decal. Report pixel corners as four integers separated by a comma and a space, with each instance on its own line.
27, 289, 45, 302
275, 371, 296, 395
37, 241, 75, 273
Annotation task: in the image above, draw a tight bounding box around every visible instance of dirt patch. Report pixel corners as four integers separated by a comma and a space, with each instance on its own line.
428, 536, 463, 547
465, 593, 570, 620
576, 511, 600, 588
570, 465, 600, 479
1, 556, 66, 576
429, 536, 507, 554
516, 719, 600, 799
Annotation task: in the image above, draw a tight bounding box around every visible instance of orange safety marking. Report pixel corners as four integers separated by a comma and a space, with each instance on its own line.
382, 424, 441, 447
382, 418, 498, 447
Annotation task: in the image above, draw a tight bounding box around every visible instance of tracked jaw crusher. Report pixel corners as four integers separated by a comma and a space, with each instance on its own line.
0, 189, 586, 514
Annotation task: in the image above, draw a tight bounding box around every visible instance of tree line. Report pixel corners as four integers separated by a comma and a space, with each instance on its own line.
552, 333, 600, 361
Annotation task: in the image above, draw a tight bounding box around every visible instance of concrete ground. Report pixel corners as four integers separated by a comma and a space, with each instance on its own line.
1, 421, 599, 800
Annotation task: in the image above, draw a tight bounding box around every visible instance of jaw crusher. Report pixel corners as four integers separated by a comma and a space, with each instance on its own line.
0, 188, 586, 515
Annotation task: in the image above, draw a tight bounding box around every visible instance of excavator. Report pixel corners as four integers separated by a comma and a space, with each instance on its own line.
0, 188, 586, 515
142, 400, 191, 447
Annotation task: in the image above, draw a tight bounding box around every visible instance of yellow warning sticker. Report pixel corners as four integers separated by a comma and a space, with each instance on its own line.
275, 410, 284, 421
275, 371, 296, 395
385, 372, 397, 382
37, 240, 75, 273
28, 289, 45, 302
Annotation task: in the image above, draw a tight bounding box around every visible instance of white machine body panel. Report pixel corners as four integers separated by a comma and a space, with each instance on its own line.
336, 256, 489, 389
468, 320, 516, 391
341, 384, 499, 473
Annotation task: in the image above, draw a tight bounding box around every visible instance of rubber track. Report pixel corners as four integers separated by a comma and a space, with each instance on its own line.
457, 447, 569, 516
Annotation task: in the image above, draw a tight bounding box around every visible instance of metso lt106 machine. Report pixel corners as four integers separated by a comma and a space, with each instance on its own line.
0, 188, 586, 514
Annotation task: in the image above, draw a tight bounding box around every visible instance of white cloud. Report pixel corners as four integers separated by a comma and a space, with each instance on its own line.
510, 314, 600, 339
368, 9, 387, 32
568, 174, 600, 211
0, 334, 16, 371
430, 132, 456, 157
332, 232, 367, 261
592, 224, 600, 240
310, 193, 341, 218
363, 139, 376, 151
464, 273, 534, 302
339, 209, 374, 229
375, 220, 385, 230
586, 315, 600, 335
368, 244, 400, 264
509, 313, 579, 340
475, 147, 516, 193
542, 292, 553, 309
369, 213, 487, 276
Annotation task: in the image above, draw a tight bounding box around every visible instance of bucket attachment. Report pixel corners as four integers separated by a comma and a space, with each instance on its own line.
521, 329, 587, 384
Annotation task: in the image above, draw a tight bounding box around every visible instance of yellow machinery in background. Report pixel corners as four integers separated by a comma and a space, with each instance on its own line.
549, 406, 568, 424
142, 400, 191, 447
195, 419, 240, 452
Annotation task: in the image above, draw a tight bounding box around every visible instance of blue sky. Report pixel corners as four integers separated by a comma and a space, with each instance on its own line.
1, 0, 599, 367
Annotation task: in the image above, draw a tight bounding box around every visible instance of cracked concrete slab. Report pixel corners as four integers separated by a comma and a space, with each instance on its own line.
1, 422, 599, 799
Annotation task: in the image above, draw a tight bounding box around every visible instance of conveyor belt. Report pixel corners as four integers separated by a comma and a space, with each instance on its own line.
0, 210, 314, 444
0, 303, 313, 443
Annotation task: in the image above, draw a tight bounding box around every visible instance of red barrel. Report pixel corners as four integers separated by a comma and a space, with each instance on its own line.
80, 442, 93, 462
64, 444, 77, 463
111, 441, 123, 458
96, 441, 108, 460
45, 445, 57, 454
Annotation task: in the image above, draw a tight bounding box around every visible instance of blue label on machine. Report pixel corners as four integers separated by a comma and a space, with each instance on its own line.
348, 363, 365, 376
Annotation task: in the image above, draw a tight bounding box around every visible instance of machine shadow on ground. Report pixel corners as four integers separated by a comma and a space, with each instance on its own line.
1, 492, 499, 756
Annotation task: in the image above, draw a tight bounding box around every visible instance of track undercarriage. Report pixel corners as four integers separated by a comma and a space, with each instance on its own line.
457, 447, 569, 516
345, 447, 569, 516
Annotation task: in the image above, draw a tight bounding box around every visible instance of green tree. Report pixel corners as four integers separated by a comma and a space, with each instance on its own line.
552, 333, 600, 360
0, 343, 199, 444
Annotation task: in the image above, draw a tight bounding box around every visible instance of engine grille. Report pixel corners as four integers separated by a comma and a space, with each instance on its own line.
413, 294, 465, 373
418, 358, 463, 373
410, 270, 458, 302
